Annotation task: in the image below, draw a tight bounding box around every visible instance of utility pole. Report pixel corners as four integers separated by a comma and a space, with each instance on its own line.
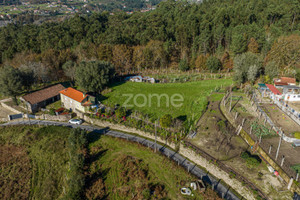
26, 103, 31, 125
275, 128, 283, 160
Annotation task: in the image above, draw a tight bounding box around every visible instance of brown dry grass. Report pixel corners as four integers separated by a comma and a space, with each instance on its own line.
0, 145, 31, 200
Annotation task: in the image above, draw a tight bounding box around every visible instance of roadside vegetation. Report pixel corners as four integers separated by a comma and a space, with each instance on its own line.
85, 133, 221, 200
0, 125, 222, 200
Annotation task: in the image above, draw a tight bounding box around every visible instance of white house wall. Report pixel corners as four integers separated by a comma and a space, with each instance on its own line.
60, 94, 85, 112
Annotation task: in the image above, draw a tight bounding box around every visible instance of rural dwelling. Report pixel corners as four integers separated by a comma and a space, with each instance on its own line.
20, 84, 66, 113
59, 87, 96, 113
281, 85, 300, 102
265, 84, 282, 100
274, 77, 296, 87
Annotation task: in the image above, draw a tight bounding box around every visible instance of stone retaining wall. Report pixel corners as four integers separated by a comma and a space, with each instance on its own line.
1, 102, 21, 114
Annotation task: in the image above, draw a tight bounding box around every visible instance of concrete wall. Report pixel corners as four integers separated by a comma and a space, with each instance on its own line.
1, 102, 21, 114
60, 94, 85, 113
24, 113, 71, 122
284, 94, 300, 102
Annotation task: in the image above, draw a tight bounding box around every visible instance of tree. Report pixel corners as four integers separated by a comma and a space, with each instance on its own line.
264, 61, 279, 80
20, 62, 50, 83
19, 64, 35, 91
194, 54, 207, 70
266, 35, 300, 69
63, 60, 76, 81
247, 65, 260, 84
112, 44, 133, 73
247, 37, 259, 53
0, 66, 23, 104
220, 52, 233, 70
75, 60, 114, 93
231, 33, 247, 55
178, 58, 189, 71
206, 56, 222, 72
233, 52, 263, 84
159, 114, 172, 128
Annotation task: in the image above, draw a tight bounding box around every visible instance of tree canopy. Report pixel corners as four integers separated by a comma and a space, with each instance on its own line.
75, 61, 114, 93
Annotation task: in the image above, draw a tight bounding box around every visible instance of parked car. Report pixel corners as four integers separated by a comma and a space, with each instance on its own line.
68, 119, 83, 125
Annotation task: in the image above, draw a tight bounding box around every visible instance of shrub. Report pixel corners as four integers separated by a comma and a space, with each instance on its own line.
159, 114, 172, 128
178, 58, 189, 72
241, 151, 261, 168
49, 108, 56, 116
115, 107, 126, 119
206, 56, 222, 72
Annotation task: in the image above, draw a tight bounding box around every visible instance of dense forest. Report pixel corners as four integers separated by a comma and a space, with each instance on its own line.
0, 0, 299, 83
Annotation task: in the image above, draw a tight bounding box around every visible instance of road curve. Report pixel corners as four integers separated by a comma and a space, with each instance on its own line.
0, 120, 241, 200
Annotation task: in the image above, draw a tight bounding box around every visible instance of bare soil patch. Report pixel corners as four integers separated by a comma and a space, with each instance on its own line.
0, 145, 31, 200
0, 105, 15, 118
191, 97, 248, 160
261, 103, 300, 135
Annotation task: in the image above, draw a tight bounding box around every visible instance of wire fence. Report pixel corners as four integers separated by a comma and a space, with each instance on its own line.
222, 91, 298, 180
183, 141, 268, 199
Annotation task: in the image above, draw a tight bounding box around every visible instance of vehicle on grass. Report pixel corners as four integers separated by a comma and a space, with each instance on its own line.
68, 119, 83, 125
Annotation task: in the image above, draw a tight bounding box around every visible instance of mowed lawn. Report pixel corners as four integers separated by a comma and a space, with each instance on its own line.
103, 79, 233, 120
86, 135, 220, 200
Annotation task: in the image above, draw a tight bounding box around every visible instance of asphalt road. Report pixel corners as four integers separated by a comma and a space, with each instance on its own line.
0, 120, 241, 200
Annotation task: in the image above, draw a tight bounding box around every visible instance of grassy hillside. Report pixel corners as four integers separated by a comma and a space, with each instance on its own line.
103, 79, 233, 120
86, 134, 221, 200
0, 125, 71, 200
0, 125, 222, 200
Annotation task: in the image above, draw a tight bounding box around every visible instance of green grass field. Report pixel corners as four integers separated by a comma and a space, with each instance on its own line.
103, 79, 232, 121
86, 134, 220, 200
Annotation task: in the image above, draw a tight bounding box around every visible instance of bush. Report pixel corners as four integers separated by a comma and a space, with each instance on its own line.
49, 108, 56, 115
241, 151, 261, 168
206, 56, 222, 72
159, 114, 172, 128
115, 107, 126, 119
178, 58, 189, 71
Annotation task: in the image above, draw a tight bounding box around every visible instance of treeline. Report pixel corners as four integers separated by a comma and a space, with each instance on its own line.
0, 0, 299, 82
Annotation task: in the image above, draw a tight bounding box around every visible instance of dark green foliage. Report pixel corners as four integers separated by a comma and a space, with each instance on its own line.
241, 151, 261, 169
0, 66, 23, 104
178, 58, 189, 71
115, 107, 126, 119
206, 56, 222, 72
66, 128, 87, 200
0, 0, 299, 69
49, 108, 56, 116
159, 114, 172, 128
75, 60, 114, 93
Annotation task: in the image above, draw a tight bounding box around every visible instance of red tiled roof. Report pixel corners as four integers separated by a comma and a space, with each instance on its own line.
280, 77, 296, 84
266, 84, 282, 95
59, 87, 89, 103
22, 84, 65, 105
274, 81, 288, 86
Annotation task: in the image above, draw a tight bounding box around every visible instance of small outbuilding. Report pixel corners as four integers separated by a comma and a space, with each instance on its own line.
20, 84, 66, 113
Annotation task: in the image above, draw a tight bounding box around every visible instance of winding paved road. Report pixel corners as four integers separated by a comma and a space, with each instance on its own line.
0, 120, 241, 200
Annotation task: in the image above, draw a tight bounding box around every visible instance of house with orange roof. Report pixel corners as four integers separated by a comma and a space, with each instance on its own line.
274, 77, 296, 87
59, 87, 96, 113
